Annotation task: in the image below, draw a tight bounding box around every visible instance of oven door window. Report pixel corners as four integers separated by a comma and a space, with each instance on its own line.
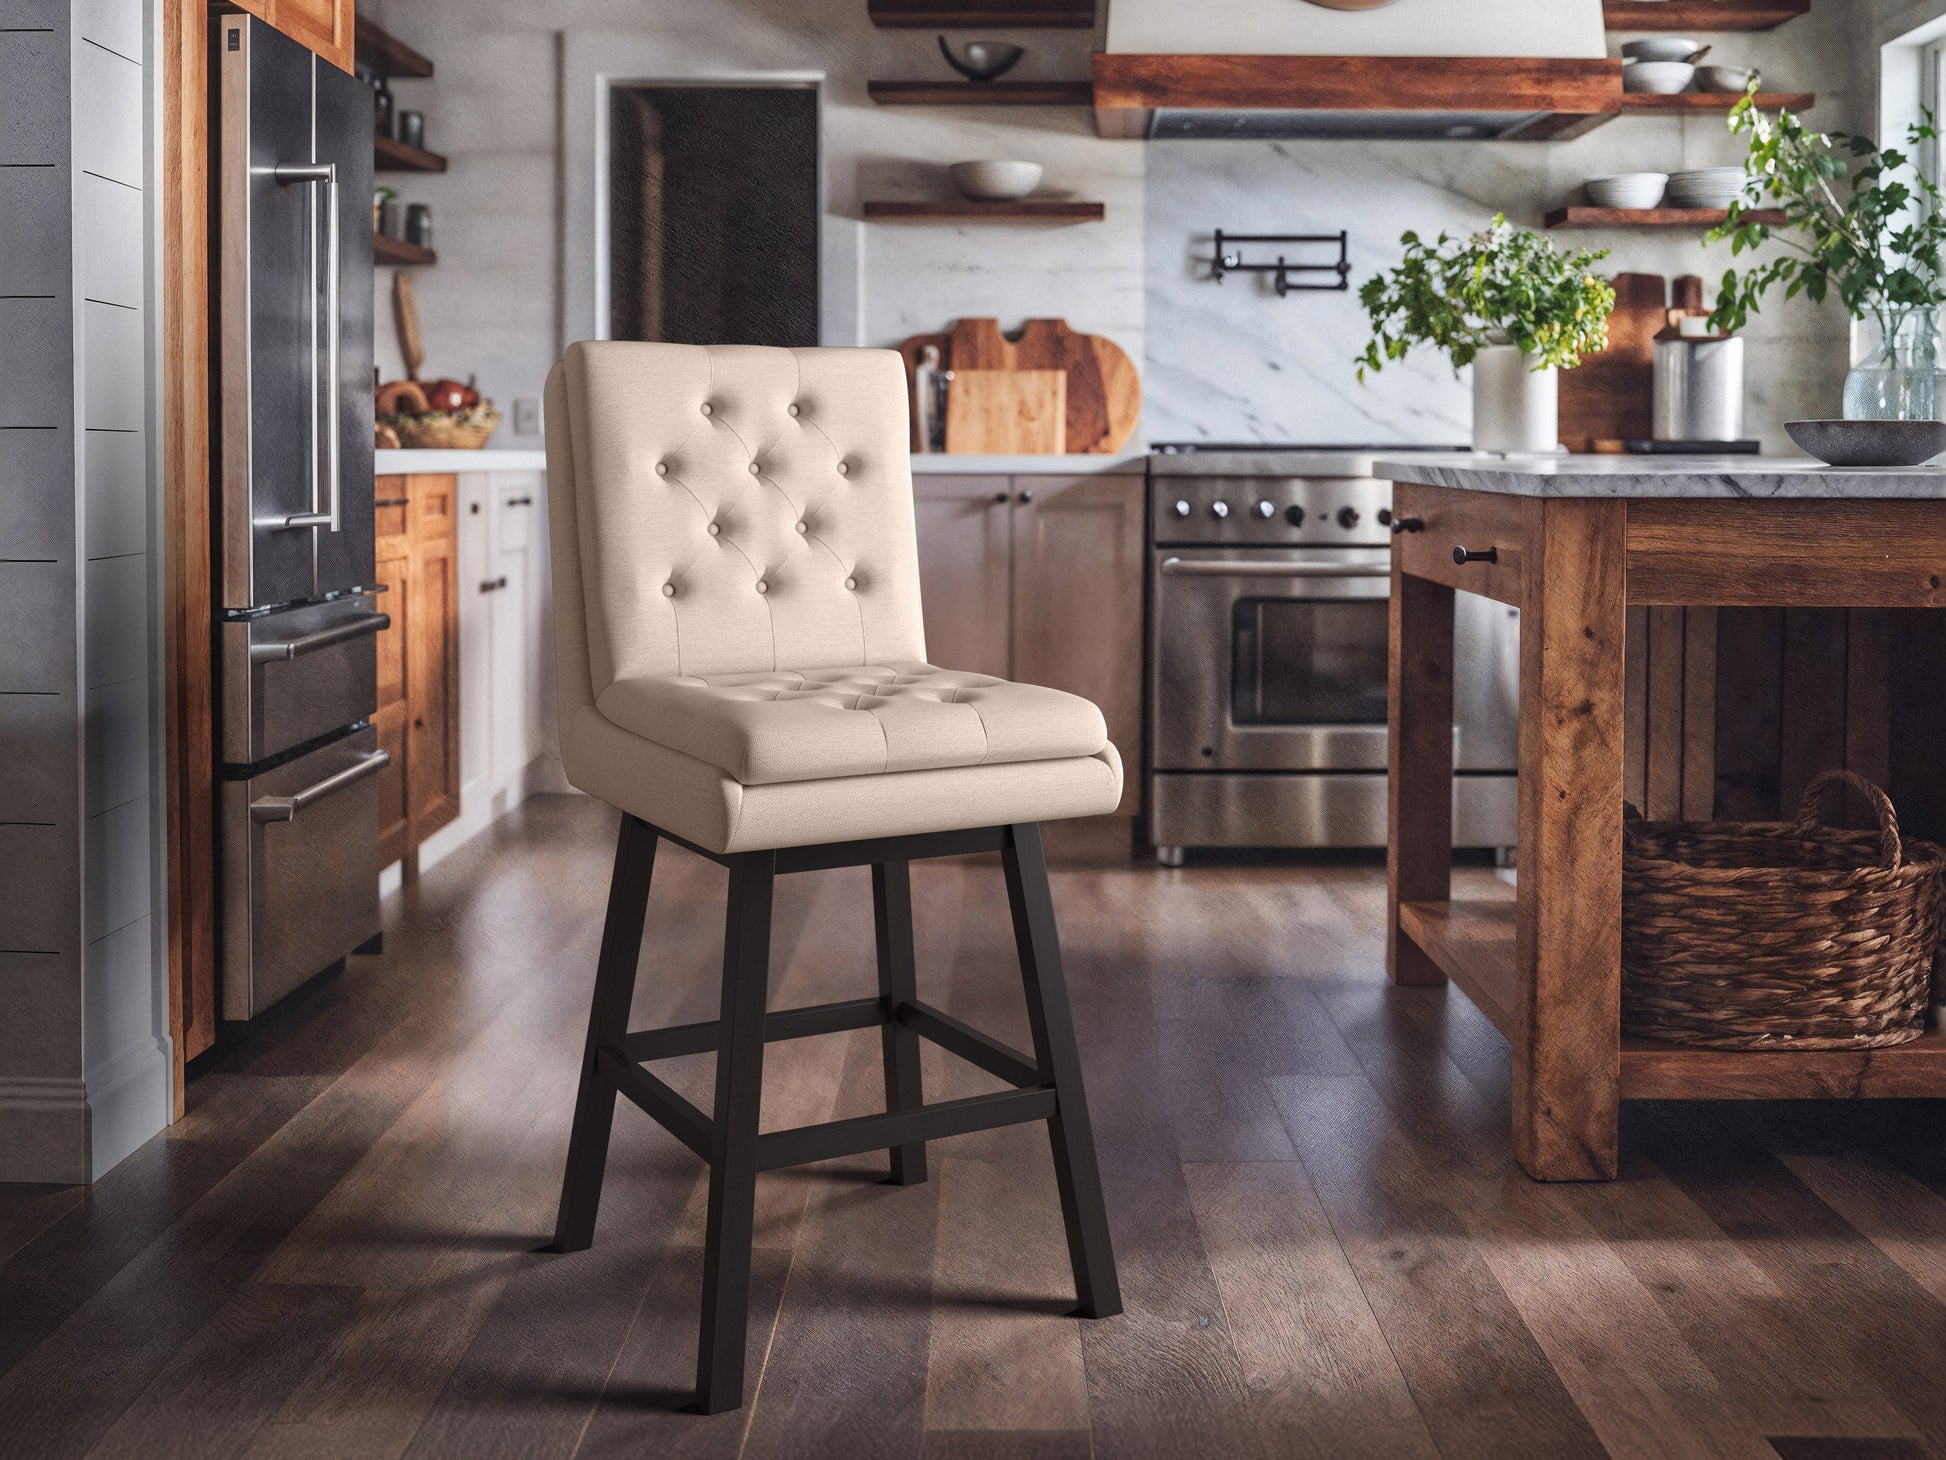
1231, 596, 1389, 726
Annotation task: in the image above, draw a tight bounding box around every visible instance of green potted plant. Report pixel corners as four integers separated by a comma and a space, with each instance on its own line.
1707, 93, 1946, 420
1357, 215, 1615, 453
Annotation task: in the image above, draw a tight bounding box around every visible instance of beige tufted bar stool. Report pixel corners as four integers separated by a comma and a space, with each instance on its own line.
542, 341, 1122, 1413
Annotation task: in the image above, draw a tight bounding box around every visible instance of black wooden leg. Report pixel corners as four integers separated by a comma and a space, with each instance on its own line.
873, 860, 928, 1186
696, 850, 776, 1415
1002, 822, 1122, 1320
551, 815, 658, 1253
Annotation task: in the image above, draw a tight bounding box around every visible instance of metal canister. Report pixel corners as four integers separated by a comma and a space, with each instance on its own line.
1653, 332, 1745, 442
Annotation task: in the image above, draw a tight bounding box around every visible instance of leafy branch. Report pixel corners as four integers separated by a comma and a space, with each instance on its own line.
1357, 215, 1615, 379
1706, 88, 1946, 351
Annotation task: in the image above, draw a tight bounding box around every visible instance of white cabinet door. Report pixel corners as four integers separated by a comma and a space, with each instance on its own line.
487, 475, 544, 810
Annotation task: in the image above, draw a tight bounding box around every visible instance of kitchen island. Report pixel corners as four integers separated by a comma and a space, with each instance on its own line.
1377, 453, 1946, 1182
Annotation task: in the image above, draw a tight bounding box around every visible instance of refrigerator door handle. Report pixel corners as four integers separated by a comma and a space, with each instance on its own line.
250, 748, 390, 823
248, 610, 390, 663
272, 160, 341, 536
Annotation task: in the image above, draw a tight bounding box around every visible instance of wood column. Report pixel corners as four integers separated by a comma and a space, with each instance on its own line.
1386, 551, 1455, 987
1512, 498, 1627, 1181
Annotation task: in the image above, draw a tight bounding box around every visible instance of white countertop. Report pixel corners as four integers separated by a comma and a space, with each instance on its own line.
375, 448, 548, 474
909, 453, 1148, 475
1377, 452, 1946, 498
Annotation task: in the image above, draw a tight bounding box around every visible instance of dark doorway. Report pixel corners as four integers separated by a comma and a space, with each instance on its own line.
608, 84, 819, 347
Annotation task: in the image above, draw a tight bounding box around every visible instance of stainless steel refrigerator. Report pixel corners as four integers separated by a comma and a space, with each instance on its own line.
215, 13, 386, 1019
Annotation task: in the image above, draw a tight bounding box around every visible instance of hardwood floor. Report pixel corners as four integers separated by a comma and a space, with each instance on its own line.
4, 794, 1945, 1458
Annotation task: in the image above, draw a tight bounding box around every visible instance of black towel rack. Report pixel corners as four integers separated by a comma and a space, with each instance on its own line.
1210, 229, 1350, 295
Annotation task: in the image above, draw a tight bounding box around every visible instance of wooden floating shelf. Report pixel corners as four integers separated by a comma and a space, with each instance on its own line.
1402, 898, 1946, 1101
1620, 90, 1814, 113
375, 135, 448, 173
863, 200, 1104, 221
374, 234, 436, 267
867, 0, 1094, 27
1546, 206, 1785, 229
354, 15, 433, 78
1604, 0, 1809, 31
868, 79, 1094, 106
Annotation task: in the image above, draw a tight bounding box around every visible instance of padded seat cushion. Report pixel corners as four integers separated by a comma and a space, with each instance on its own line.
595, 661, 1109, 787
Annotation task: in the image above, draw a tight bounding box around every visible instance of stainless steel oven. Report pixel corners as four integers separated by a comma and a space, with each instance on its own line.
1146, 450, 1517, 860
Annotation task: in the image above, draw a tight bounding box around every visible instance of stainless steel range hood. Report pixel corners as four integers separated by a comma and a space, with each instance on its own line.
1095, 0, 1620, 142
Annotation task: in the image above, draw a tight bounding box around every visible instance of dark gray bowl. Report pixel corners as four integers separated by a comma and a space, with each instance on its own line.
1785, 419, 1946, 467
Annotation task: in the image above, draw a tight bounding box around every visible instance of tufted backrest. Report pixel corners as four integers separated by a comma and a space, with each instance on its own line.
545, 342, 927, 707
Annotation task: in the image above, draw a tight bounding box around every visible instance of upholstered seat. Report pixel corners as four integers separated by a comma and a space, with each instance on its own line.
544, 341, 1123, 853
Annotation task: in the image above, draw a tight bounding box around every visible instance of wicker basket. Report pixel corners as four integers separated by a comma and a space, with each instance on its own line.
384, 406, 502, 450
1621, 770, 1946, 1050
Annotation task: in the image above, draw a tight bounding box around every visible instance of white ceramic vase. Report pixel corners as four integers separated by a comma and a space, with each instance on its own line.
1472, 342, 1560, 455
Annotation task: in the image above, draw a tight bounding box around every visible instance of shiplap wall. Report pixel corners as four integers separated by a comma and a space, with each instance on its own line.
0, 0, 169, 1184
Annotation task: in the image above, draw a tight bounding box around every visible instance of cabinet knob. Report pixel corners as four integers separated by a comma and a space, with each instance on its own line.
994, 491, 1010, 504
1452, 545, 1498, 565
1017, 490, 1034, 504
1390, 516, 1424, 535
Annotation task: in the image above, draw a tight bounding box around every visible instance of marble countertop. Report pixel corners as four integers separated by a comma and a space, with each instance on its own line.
909, 453, 1148, 475
1376, 453, 1946, 499
375, 448, 548, 474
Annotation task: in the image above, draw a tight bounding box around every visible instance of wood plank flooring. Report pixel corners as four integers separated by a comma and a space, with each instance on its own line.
4, 794, 1946, 1459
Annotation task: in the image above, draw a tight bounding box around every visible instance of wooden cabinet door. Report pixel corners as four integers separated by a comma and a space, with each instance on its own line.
405, 474, 459, 839
373, 479, 412, 865
230, 0, 354, 73
911, 475, 1012, 680
1011, 474, 1146, 814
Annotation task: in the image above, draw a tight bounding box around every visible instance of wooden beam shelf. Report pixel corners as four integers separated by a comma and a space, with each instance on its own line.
863, 200, 1104, 221
1604, 0, 1810, 31
375, 135, 448, 173
374, 234, 436, 267
867, 0, 1094, 27
354, 16, 433, 78
868, 80, 1094, 106
1620, 90, 1814, 113
1401, 897, 1946, 1102
1546, 206, 1785, 229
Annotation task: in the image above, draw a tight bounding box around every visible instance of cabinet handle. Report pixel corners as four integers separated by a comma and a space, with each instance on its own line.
1390, 516, 1424, 535
479, 575, 507, 593
506, 495, 534, 507
1452, 545, 1498, 566
1017, 489, 1034, 504
374, 497, 408, 508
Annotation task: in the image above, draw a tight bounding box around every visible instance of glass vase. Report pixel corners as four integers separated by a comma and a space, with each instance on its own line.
1843, 309, 1946, 421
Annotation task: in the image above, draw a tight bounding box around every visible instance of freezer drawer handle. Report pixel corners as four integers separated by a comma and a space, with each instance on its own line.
251, 749, 392, 824
248, 611, 390, 663
273, 160, 342, 536
1159, 557, 1390, 580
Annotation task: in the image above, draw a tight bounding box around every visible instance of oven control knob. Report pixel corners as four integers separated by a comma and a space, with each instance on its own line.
1253, 500, 1277, 520
1337, 506, 1361, 529
1211, 501, 1230, 519
1172, 499, 1192, 518
1284, 505, 1306, 527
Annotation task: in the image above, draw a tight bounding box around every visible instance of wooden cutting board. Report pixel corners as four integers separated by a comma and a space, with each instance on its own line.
1558, 273, 1666, 453
944, 369, 1067, 454
897, 317, 1140, 455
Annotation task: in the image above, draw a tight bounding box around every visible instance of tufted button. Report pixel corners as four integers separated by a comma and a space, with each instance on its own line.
844, 576, 858, 591
707, 522, 721, 536
654, 462, 668, 477
755, 580, 769, 595
787, 403, 800, 417
795, 521, 808, 534
748, 462, 761, 476
835, 461, 851, 476
662, 583, 675, 597
699, 402, 713, 416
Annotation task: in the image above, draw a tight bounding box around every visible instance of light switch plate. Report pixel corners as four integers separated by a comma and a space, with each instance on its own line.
513, 396, 540, 436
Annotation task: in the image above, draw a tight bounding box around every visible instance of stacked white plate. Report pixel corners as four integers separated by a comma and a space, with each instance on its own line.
1666, 167, 1747, 209
1585, 173, 1669, 209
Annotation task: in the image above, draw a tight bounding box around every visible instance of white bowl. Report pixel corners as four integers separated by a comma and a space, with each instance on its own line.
1666, 167, 1747, 208
1585, 172, 1669, 209
948, 160, 1043, 202
1622, 38, 1702, 63
1695, 64, 1759, 93
1623, 61, 1695, 94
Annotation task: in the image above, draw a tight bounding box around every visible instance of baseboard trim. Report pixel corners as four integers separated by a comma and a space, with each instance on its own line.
0, 1077, 90, 1185
84, 1037, 171, 1179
